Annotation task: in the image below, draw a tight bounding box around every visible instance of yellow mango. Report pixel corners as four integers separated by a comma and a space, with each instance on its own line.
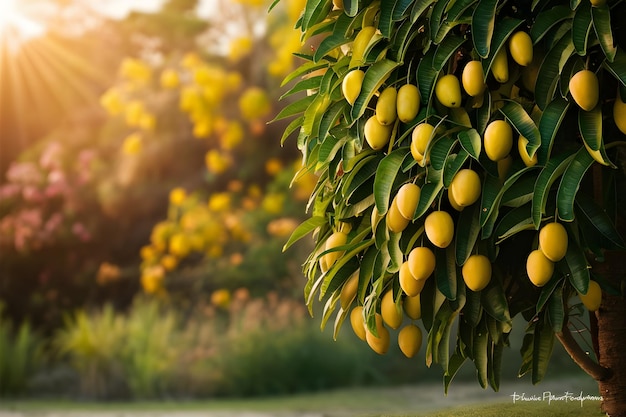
424, 210, 455, 249
484, 120, 513, 161
579, 280, 602, 311
408, 246, 436, 280
569, 70, 599, 111
364, 115, 393, 150
449, 169, 481, 207
376, 86, 398, 125
365, 313, 390, 354
397, 84, 421, 122
396, 183, 421, 220
526, 249, 554, 287
342, 69, 365, 105
435, 74, 462, 108
398, 324, 422, 358
403, 294, 422, 320
387, 196, 410, 233
508, 31, 534, 66
381, 289, 403, 329
350, 306, 366, 341
462, 254, 492, 292
491, 48, 509, 83
539, 222, 568, 262
399, 261, 426, 297
613, 94, 626, 134
462, 60, 486, 97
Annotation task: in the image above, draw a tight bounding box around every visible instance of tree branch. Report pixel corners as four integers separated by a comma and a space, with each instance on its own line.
556, 324, 612, 382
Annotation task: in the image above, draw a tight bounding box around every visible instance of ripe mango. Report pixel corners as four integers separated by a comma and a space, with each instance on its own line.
484, 120, 513, 161
350, 306, 366, 341
342, 69, 365, 105
579, 280, 602, 312
508, 31, 533, 67
365, 313, 390, 354
449, 169, 481, 207
462, 60, 486, 97
398, 324, 422, 358
399, 261, 426, 297
539, 222, 568, 262
411, 122, 435, 155
376, 86, 398, 125
613, 94, 626, 134
387, 196, 410, 233
396, 183, 421, 220
435, 74, 462, 108
424, 210, 455, 248
397, 84, 421, 122
462, 254, 492, 292
324, 231, 348, 268
569, 70, 599, 111
339, 271, 359, 309
350, 26, 377, 68
408, 246, 436, 280
381, 289, 403, 329
403, 294, 421, 320
364, 115, 393, 150
491, 48, 509, 83
526, 249, 554, 287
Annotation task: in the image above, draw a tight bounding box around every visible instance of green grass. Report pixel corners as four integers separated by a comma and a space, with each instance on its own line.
0, 377, 603, 417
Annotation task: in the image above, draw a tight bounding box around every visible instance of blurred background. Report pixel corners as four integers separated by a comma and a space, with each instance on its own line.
0, 0, 585, 401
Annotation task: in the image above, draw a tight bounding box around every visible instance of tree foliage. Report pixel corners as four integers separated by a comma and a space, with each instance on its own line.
279, 0, 626, 391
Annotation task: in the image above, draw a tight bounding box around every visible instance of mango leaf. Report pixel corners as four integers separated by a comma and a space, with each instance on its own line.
390, 15, 422, 63
473, 319, 489, 388
494, 204, 534, 244
578, 106, 602, 151
319, 101, 348, 145
471, 0, 498, 58
535, 35, 575, 111
446, 0, 478, 22
501, 174, 536, 207
556, 147, 595, 221
351, 59, 400, 120
444, 353, 468, 395
433, 34, 466, 71
320, 240, 374, 298
480, 166, 534, 228
342, 155, 380, 201
393, 0, 414, 20
430, 136, 458, 171
374, 148, 408, 215
547, 284, 565, 333
575, 194, 626, 249
314, 14, 355, 61
283, 216, 328, 251
481, 278, 511, 323
537, 98, 570, 164
410, 0, 438, 23
603, 47, 626, 86
458, 128, 482, 160
532, 317, 555, 385
436, 245, 458, 300
443, 150, 470, 188
272, 94, 316, 122
280, 116, 305, 146
379, 0, 397, 38
489, 341, 504, 392
560, 237, 590, 295
437, 311, 458, 372
414, 180, 444, 220
301, 0, 332, 32
529, 5, 574, 44
499, 101, 541, 158
591, 4, 616, 62
532, 152, 575, 228
429, 0, 452, 46
343, 0, 359, 17
536, 275, 565, 313
455, 203, 481, 266
416, 50, 438, 108
572, 1, 592, 55
518, 332, 533, 377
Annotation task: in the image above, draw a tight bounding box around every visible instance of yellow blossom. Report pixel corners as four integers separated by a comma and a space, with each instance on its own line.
211, 288, 231, 308
208, 192, 231, 212
220, 121, 244, 150
228, 36, 253, 62
239, 87, 272, 121
122, 132, 143, 155
160, 68, 180, 89
265, 158, 283, 176
169, 187, 187, 206
119, 58, 152, 84
100, 88, 124, 115
205, 150, 231, 174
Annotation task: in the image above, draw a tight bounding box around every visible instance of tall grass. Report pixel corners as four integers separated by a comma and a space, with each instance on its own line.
0, 307, 42, 397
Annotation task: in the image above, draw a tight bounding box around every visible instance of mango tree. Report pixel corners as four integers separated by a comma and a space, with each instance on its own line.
276, 0, 626, 415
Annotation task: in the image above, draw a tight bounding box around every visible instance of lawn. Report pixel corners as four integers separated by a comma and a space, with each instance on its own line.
0, 375, 602, 417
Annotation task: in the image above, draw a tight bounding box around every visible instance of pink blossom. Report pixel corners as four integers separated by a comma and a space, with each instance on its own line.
39, 142, 63, 170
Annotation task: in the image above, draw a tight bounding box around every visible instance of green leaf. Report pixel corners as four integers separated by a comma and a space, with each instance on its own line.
499, 101, 541, 158
302, 0, 332, 32
443, 150, 470, 188
436, 245, 458, 300
591, 4, 616, 62
481, 278, 511, 323
320, 240, 374, 298
535, 35, 575, 111
374, 148, 408, 215
532, 152, 575, 228
473, 319, 489, 388
319, 101, 348, 144
351, 59, 400, 120
416, 50, 439, 108
578, 106, 602, 151
272, 94, 316, 122
429, 0, 452, 46
457, 129, 482, 160
343, 0, 359, 16
411, 0, 437, 22
575, 195, 626, 249
547, 284, 565, 333
556, 147, 595, 221
471, 0, 498, 58
314, 14, 354, 61
444, 353, 467, 394
342, 155, 380, 202
379, 0, 397, 38
393, 0, 414, 20
537, 98, 570, 164
560, 237, 590, 294
455, 203, 481, 266
536, 275, 565, 313
494, 204, 534, 244
447, 0, 478, 21
433, 35, 466, 71
604, 47, 626, 87
532, 317, 554, 385
529, 5, 574, 44
572, 1, 592, 55
283, 216, 328, 251
480, 166, 534, 228
414, 180, 444, 220
489, 340, 504, 392
280, 116, 305, 146
430, 136, 458, 171
464, 287, 483, 328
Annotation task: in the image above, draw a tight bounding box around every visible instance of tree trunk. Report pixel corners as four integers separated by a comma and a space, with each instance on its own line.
596, 250, 626, 417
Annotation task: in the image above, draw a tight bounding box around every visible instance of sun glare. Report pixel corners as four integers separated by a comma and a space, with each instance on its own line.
0, 0, 45, 50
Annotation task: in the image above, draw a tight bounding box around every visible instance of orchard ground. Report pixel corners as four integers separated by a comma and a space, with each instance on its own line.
0, 376, 601, 417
